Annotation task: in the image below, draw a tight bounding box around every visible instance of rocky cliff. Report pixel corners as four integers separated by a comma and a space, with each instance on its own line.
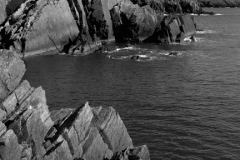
0, 49, 150, 160
0, 0, 198, 57
197, 0, 240, 7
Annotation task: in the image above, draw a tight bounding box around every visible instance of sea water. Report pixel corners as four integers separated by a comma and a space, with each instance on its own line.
24, 8, 240, 160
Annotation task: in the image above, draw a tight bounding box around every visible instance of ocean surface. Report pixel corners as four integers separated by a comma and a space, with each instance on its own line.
24, 8, 240, 160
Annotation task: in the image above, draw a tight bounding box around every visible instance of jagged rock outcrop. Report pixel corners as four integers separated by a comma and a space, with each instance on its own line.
144, 14, 196, 43
0, 50, 26, 101
110, 1, 160, 42
197, 0, 240, 7
110, 0, 198, 43
179, 0, 201, 13
0, 49, 150, 160
0, 0, 198, 57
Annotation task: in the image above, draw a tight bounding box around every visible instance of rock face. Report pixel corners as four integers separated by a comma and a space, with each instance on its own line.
197, 0, 240, 7
0, 0, 198, 57
0, 49, 150, 160
144, 14, 196, 43
0, 50, 26, 101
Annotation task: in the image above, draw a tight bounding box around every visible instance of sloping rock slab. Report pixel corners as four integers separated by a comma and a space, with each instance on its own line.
0, 50, 25, 101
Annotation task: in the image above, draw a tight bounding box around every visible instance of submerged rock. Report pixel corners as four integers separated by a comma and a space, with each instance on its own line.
0, 49, 150, 160
130, 55, 140, 60
168, 51, 180, 56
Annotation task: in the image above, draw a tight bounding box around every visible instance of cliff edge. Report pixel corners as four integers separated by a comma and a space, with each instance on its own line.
0, 0, 199, 57
0, 49, 150, 160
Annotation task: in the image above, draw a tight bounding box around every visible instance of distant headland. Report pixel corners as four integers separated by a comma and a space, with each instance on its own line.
197, 0, 240, 7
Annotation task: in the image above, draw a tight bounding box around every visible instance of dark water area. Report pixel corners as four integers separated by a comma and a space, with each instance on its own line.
24, 8, 240, 160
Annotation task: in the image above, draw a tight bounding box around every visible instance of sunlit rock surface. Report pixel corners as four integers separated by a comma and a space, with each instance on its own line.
0, 0, 198, 57
0, 49, 150, 160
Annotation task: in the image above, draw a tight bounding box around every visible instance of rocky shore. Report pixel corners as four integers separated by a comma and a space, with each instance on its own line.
0, 1, 204, 159
0, 0, 200, 57
0, 49, 150, 160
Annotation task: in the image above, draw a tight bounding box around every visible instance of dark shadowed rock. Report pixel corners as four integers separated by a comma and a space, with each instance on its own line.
168, 51, 180, 56
145, 14, 196, 43
131, 0, 165, 13
0, 121, 6, 137
164, 0, 182, 13
130, 55, 140, 60
180, 0, 201, 13
110, 1, 159, 42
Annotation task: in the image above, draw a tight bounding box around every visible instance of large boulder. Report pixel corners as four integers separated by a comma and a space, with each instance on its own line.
110, 1, 159, 42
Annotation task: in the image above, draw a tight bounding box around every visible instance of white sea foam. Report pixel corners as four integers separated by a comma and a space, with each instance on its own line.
196, 30, 216, 34
184, 37, 192, 42
190, 13, 223, 16
108, 46, 141, 53
194, 13, 223, 16
194, 37, 205, 42
138, 54, 148, 58
110, 55, 130, 60
122, 46, 135, 50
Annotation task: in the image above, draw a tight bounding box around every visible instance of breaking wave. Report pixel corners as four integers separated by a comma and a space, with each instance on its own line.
215, 13, 223, 16
196, 30, 216, 34
107, 49, 185, 62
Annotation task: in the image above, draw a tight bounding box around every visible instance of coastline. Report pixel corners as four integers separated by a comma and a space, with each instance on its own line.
0, 0, 199, 58
0, 0, 203, 159
0, 49, 150, 160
